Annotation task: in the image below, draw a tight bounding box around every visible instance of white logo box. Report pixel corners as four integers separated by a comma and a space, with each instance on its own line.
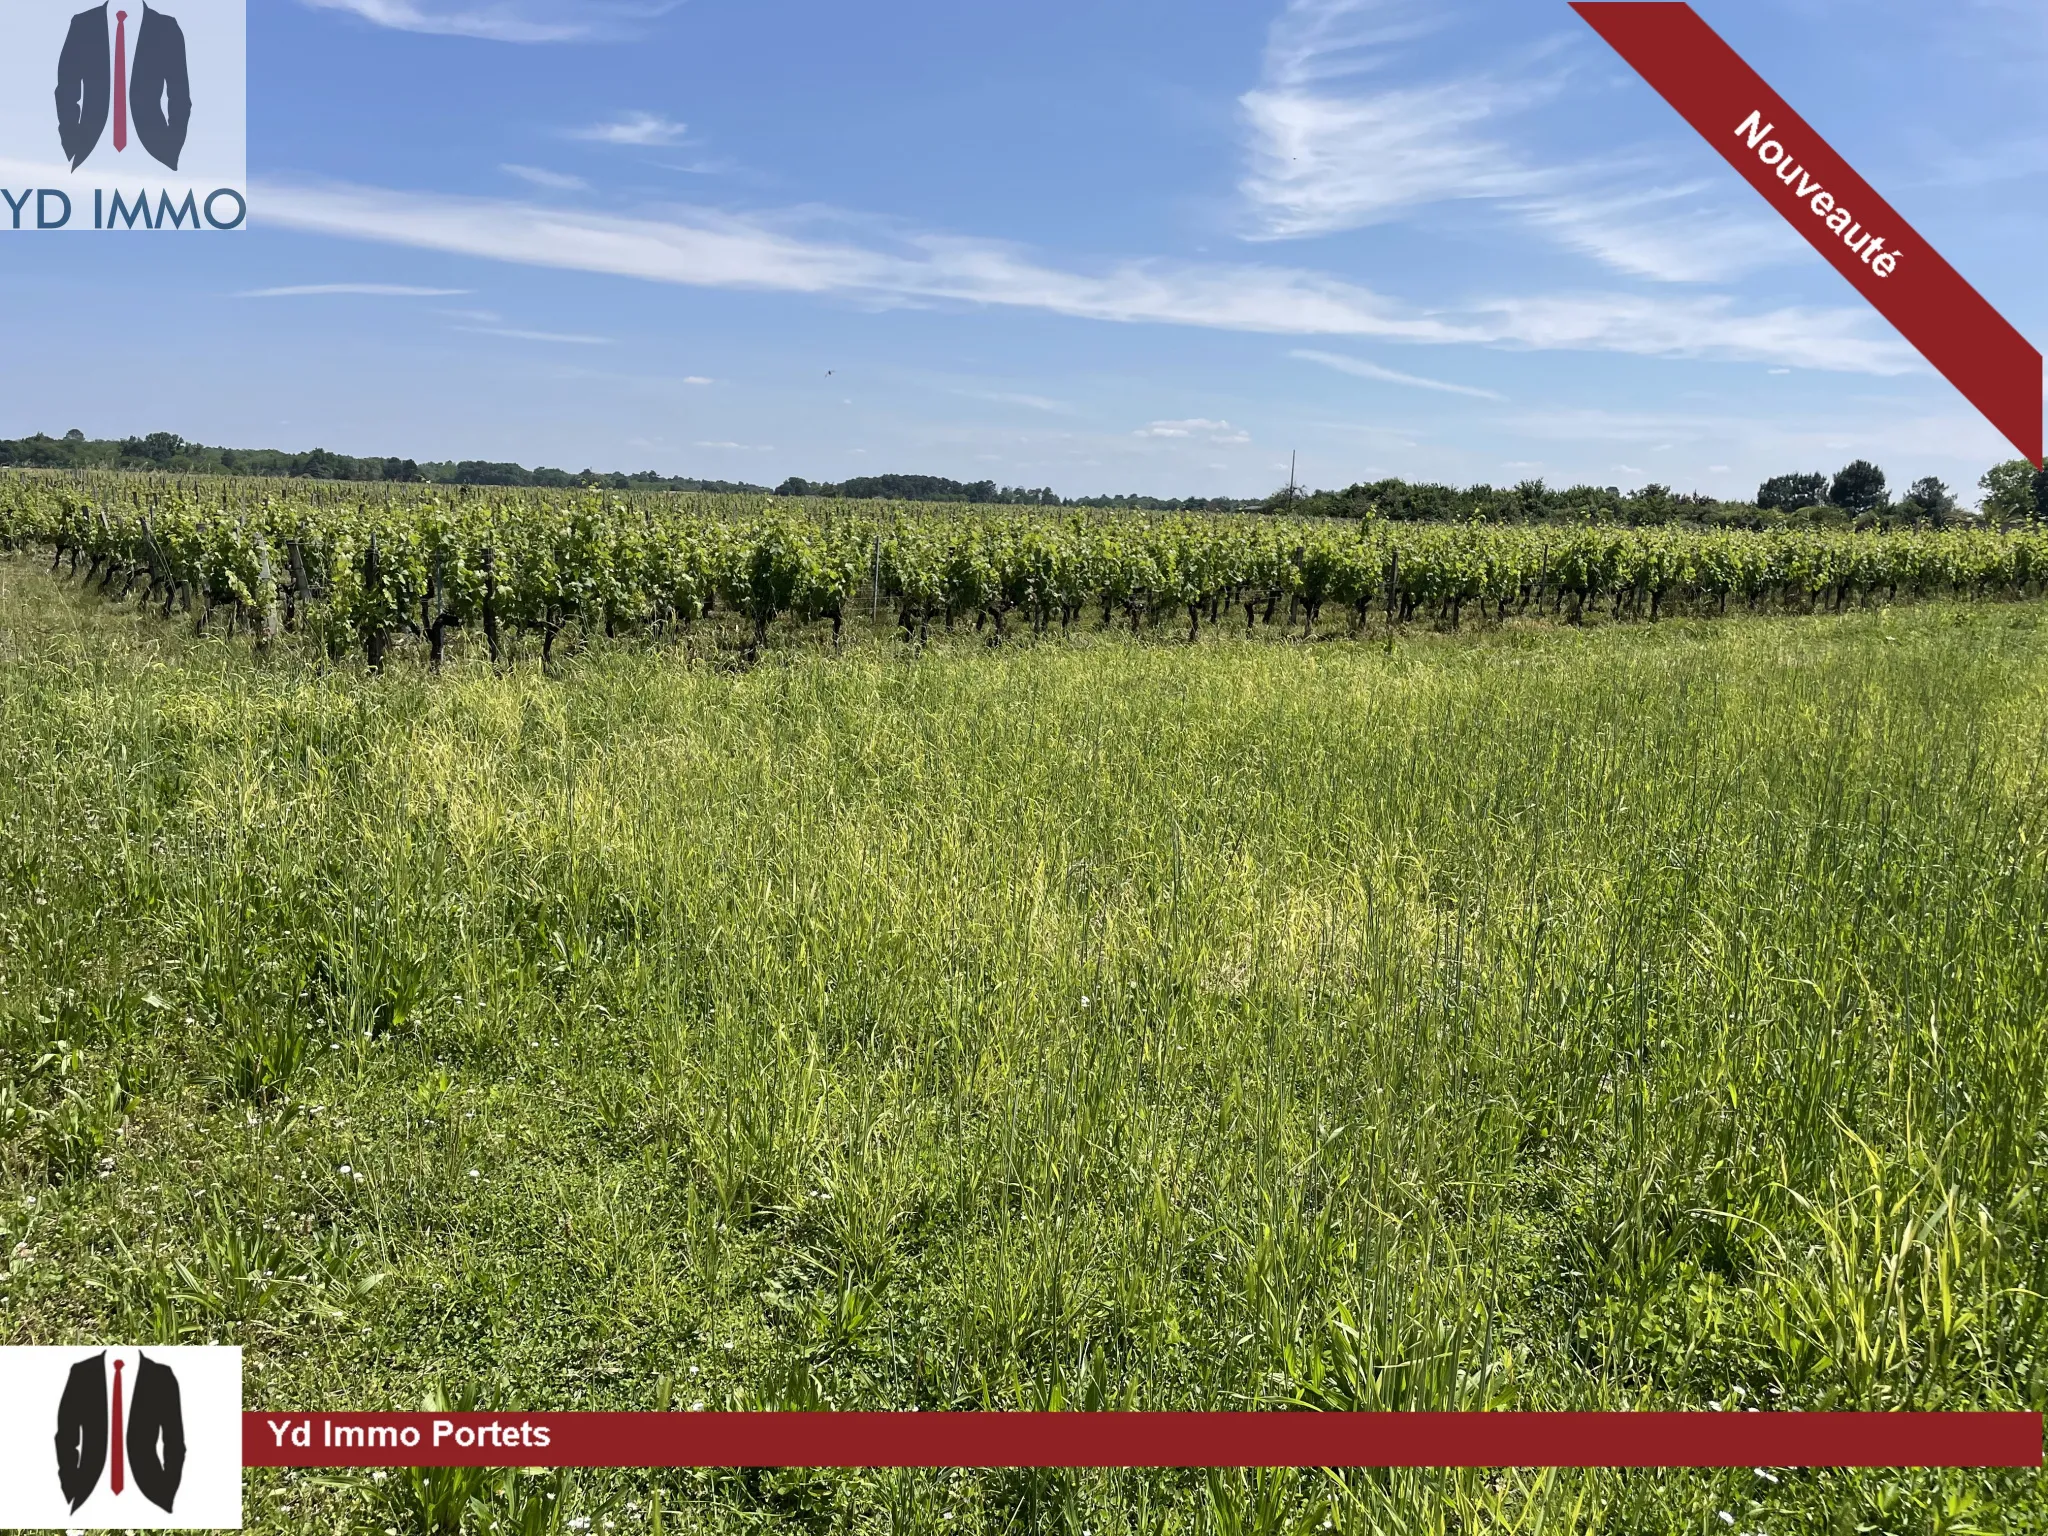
0, 1347, 242, 1529
0, 0, 245, 230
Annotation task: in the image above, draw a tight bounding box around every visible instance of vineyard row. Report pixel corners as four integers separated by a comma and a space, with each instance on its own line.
7, 475, 2048, 666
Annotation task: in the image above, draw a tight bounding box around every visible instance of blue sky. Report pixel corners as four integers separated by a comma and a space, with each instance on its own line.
3, 0, 2043, 499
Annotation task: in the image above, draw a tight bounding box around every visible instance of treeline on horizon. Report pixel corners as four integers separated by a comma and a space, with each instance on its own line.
1297, 459, 2048, 530
770, 473, 1257, 512
4, 427, 2043, 527
0, 429, 767, 495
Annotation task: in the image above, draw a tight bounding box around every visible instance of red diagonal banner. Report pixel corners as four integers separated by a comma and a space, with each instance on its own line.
1571, 2, 2042, 468
241, 1412, 2047, 1469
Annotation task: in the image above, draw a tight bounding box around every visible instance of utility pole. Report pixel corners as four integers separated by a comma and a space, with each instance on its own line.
1285, 451, 1298, 510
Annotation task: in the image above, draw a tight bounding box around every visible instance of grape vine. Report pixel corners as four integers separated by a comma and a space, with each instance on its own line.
5, 471, 2042, 668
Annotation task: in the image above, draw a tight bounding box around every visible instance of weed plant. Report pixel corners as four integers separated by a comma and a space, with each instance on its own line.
2, 569, 2045, 1530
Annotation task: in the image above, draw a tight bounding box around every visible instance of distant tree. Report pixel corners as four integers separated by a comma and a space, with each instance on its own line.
445, 461, 532, 486
290, 447, 350, 480
1977, 459, 2048, 526
10, 434, 74, 467
1623, 483, 1676, 523
1900, 475, 1955, 521
990, 484, 1063, 505
1757, 471, 1827, 511
1827, 460, 1888, 514
119, 431, 187, 465
774, 477, 817, 496
1557, 484, 1624, 520
63, 428, 85, 442
817, 474, 1001, 502
1384, 480, 1458, 520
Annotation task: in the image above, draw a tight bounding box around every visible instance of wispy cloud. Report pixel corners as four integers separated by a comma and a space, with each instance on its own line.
239, 282, 471, 297
572, 111, 690, 147
1238, 0, 1794, 284
254, 179, 1465, 338
1136, 419, 1251, 443
254, 179, 1914, 374
1242, 74, 1557, 236
695, 440, 773, 451
454, 325, 611, 344
955, 389, 1076, 414
1508, 184, 1798, 285
1463, 290, 1907, 373
1499, 405, 2009, 465
299, 0, 671, 43
1240, 0, 1555, 237
1292, 347, 1505, 399
683, 375, 714, 385
502, 164, 590, 192
1904, 134, 2048, 188
653, 157, 740, 177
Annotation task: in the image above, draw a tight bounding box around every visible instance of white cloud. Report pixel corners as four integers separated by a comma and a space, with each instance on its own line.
1241, 77, 1557, 237
1292, 347, 1505, 399
1912, 133, 2048, 189
1240, 0, 1557, 237
956, 389, 1076, 414
1237, 0, 1798, 284
502, 164, 590, 192
454, 325, 610, 344
255, 178, 1464, 338
1509, 185, 1799, 285
239, 282, 470, 297
572, 112, 690, 147
695, 441, 773, 451
683, 375, 714, 385
254, 178, 1914, 373
1465, 291, 1910, 375
1512, 410, 1703, 444
1501, 405, 2008, 464
298, 0, 669, 43
1137, 419, 1250, 443
1257, 0, 1449, 93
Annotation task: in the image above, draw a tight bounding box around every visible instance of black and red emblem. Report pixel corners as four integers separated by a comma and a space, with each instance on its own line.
53, 1351, 186, 1514
55, 2, 191, 171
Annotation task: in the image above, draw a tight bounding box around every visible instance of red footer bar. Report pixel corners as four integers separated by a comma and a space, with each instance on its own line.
244, 1412, 2044, 1469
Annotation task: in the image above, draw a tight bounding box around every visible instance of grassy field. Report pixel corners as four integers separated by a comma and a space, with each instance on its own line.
2, 560, 2046, 1532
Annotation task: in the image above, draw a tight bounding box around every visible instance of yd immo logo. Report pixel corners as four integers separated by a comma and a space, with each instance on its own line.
55, 1351, 187, 1513
0, 0, 243, 232
57, 4, 192, 172
0, 1346, 241, 1529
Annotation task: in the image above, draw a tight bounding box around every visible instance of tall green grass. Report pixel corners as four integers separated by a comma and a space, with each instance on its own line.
2, 566, 2045, 1531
